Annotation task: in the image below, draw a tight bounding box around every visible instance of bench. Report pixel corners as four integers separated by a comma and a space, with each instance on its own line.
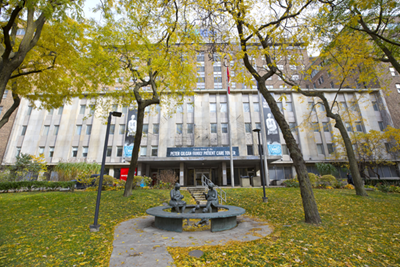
146, 205, 246, 232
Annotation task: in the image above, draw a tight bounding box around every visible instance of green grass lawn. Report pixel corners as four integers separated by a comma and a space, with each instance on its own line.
1, 188, 399, 266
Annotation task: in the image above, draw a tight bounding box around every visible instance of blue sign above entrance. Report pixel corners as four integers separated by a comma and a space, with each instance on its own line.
167, 147, 239, 157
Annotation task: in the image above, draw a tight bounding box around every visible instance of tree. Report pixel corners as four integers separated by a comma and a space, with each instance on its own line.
195, 0, 321, 224
0, 0, 112, 128
316, 0, 400, 73
94, 0, 198, 197
7, 153, 47, 182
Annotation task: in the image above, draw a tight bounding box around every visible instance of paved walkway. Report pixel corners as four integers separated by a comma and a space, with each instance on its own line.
109, 215, 272, 267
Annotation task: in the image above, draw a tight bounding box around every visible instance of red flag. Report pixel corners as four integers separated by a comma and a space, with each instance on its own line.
227, 67, 230, 94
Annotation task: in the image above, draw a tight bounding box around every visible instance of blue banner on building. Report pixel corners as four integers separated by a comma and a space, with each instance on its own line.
262, 95, 282, 156
167, 147, 239, 157
123, 108, 137, 158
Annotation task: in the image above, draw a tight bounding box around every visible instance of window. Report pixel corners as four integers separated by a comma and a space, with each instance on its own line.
282, 144, 288, 155
317, 144, 325, 154
213, 66, 222, 72
289, 65, 296, 70
289, 122, 297, 132
79, 105, 86, 115
140, 146, 147, 157
213, 53, 221, 61
44, 125, 49, 136
197, 77, 205, 83
197, 53, 204, 61
117, 146, 123, 157
76, 125, 82, 135
355, 122, 363, 132
390, 67, 396, 76
176, 124, 183, 134
187, 103, 194, 113
327, 144, 334, 154
48, 109, 54, 115
72, 147, 78, 157
53, 125, 59, 135
106, 146, 112, 157
313, 83, 317, 89
177, 105, 183, 113
211, 123, 217, 133
27, 106, 33, 115
122, 106, 128, 114
82, 147, 88, 157
322, 122, 329, 132
378, 121, 385, 131
39, 147, 44, 155
109, 124, 115, 135
197, 66, 205, 72
291, 75, 299, 80
49, 147, 54, 157
151, 146, 158, 156
396, 84, 400, 93
255, 123, 261, 130
86, 125, 92, 135
277, 102, 283, 113
89, 105, 95, 115
319, 103, 325, 112
372, 101, 379, 111
247, 145, 254, 155
220, 103, 227, 112
313, 122, 320, 132
245, 123, 252, 133
318, 75, 324, 85
16, 147, 21, 157
119, 124, 125, 134
253, 103, 259, 112
142, 124, 148, 134
58, 106, 64, 115
277, 65, 284, 70
3, 89, 8, 99
330, 82, 334, 88
187, 124, 194, 134
153, 124, 159, 134
210, 103, 217, 112
21, 126, 27, 136
221, 123, 228, 133
243, 103, 250, 112
286, 102, 293, 112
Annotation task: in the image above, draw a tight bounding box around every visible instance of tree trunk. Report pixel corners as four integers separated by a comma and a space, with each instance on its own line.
332, 117, 368, 196
123, 103, 146, 197
259, 83, 321, 225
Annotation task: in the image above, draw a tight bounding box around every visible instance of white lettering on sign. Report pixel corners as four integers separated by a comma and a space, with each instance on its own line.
170, 151, 180, 156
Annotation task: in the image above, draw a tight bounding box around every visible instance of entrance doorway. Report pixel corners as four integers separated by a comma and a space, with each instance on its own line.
195, 169, 210, 186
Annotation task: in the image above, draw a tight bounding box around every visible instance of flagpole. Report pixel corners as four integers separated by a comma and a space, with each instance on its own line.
226, 65, 235, 187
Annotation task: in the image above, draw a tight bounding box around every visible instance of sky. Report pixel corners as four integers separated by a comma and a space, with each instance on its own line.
83, 0, 102, 21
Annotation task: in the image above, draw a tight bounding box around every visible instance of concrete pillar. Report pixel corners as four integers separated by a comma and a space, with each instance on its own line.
222, 162, 227, 185
179, 162, 184, 185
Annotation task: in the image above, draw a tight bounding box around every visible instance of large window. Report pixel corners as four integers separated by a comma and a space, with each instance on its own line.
289, 122, 297, 132
253, 103, 259, 112
142, 124, 148, 135
255, 123, 261, 130
151, 146, 158, 156
327, 144, 334, 154
187, 124, 194, 134
317, 144, 325, 154
76, 125, 82, 135
247, 145, 254, 155
72, 147, 78, 157
140, 146, 147, 157
106, 146, 112, 157
153, 124, 159, 134
54, 125, 59, 135
282, 144, 288, 155
355, 122, 363, 132
49, 147, 54, 157
117, 146, 123, 157
210, 103, 217, 112
119, 124, 125, 135
187, 103, 194, 113
44, 125, 50, 136
322, 122, 329, 132
378, 121, 385, 131
176, 124, 183, 134
268, 166, 293, 180
39, 147, 44, 155
27, 106, 33, 115
58, 106, 63, 115
79, 105, 86, 115
286, 102, 293, 112
221, 123, 228, 133
243, 103, 250, 112
245, 123, 252, 133
220, 103, 227, 112
86, 125, 92, 135
313, 122, 320, 132
110, 124, 115, 135
16, 147, 21, 157
82, 147, 88, 157
21, 126, 27, 136
211, 123, 217, 133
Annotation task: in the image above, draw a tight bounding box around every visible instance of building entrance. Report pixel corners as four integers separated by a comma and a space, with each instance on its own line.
195, 169, 210, 186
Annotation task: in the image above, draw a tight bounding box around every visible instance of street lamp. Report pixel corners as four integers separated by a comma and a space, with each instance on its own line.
253, 128, 268, 203
90, 111, 122, 232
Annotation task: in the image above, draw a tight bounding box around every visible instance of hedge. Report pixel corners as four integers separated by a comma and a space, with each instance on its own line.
0, 181, 76, 192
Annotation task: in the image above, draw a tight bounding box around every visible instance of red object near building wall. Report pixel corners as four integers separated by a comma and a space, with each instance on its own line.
120, 168, 137, 181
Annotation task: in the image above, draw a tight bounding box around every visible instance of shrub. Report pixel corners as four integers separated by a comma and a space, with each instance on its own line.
157, 170, 177, 189
0, 181, 75, 192
320, 175, 337, 186
54, 162, 100, 182
94, 175, 116, 190
344, 184, 355, 189
282, 179, 299, 188
295, 173, 318, 186
315, 163, 338, 176
326, 186, 334, 189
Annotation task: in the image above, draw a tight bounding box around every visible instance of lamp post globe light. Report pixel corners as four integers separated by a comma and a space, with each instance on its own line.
253, 128, 268, 203
90, 111, 122, 232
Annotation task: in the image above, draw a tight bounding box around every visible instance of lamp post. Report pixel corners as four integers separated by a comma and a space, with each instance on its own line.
253, 128, 268, 203
90, 111, 122, 232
